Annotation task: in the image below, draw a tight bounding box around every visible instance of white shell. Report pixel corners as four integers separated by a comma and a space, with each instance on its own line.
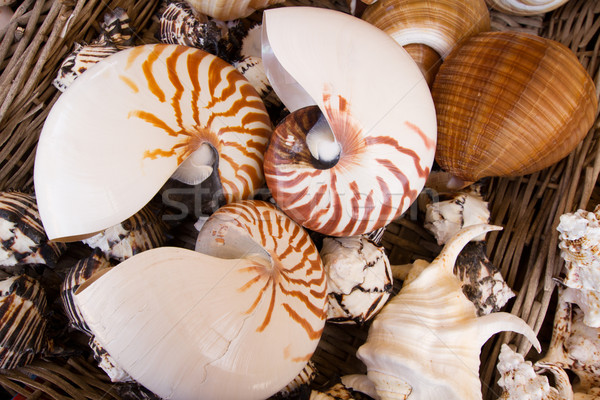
262, 7, 437, 237
89, 336, 133, 383
497, 344, 559, 400
424, 190, 490, 245
184, 0, 285, 20
75, 200, 327, 400
485, 0, 570, 16
356, 224, 541, 400
35, 44, 271, 241
321, 235, 392, 324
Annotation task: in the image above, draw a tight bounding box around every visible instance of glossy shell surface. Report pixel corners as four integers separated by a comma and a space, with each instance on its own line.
433, 31, 598, 182
35, 44, 271, 241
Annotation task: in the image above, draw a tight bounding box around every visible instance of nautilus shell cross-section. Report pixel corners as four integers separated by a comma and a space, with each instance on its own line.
262, 7, 437, 237
34, 44, 272, 241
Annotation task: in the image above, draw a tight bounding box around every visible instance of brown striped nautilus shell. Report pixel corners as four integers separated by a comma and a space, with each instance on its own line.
74, 200, 327, 400
262, 7, 437, 237
432, 31, 597, 183
34, 44, 271, 241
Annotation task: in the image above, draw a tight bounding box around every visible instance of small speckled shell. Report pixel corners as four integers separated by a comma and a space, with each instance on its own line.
0, 274, 47, 369
432, 31, 598, 182
0, 191, 66, 267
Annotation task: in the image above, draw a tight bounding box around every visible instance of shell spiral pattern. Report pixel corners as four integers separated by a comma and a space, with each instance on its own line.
35, 44, 272, 241
74, 200, 327, 400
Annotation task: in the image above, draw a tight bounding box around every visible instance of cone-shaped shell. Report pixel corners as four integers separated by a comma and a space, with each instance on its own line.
485, 0, 570, 16
433, 31, 598, 182
362, 0, 490, 58
75, 200, 327, 400
34, 44, 271, 241
184, 0, 284, 20
357, 224, 541, 400
262, 7, 436, 237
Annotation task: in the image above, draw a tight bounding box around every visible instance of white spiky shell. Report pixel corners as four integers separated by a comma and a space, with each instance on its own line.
262, 7, 436, 237
75, 200, 327, 400
35, 44, 271, 241
357, 224, 541, 400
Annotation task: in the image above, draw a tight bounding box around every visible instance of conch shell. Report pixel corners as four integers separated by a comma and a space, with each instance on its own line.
34, 44, 271, 241
74, 200, 327, 400
262, 7, 436, 237
184, 0, 284, 20
356, 224, 541, 400
432, 31, 598, 183
485, 0, 571, 16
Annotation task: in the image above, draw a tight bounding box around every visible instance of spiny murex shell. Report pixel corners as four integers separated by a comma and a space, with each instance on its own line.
262, 7, 437, 237
35, 44, 272, 241
321, 235, 393, 324
556, 205, 600, 327
0, 274, 47, 369
433, 31, 597, 183
0, 191, 66, 267
356, 224, 541, 400
75, 200, 327, 400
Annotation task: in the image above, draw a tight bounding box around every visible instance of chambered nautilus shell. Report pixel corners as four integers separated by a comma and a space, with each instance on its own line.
184, 0, 284, 20
433, 31, 598, 183
34, 44, 271, 241
75, 200, 327, 400
262, 7, 437, 237
485, 0, 571, 16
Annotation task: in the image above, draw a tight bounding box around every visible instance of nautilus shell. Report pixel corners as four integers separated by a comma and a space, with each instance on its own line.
356, 224, 541, 400
35, 44, 271, 241
433, 31, 598, 183
184, 0, 284, 20
0, 191, 66, 268
262, 7, 436, 237
75, 200, 327, 400
485, 0, 570, 16
82, 206, 168, 262
0, 274, 47, 369
321, 235, 393, 324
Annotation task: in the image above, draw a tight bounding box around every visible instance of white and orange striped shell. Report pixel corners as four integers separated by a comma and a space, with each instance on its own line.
74, 200, 327, 400
262, 7, 437, 237
34, 44, 271, 241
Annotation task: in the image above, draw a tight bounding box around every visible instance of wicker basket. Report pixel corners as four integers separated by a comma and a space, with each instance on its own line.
1, 0, 599, 399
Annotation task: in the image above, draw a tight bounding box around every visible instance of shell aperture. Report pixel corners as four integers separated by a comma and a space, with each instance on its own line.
74, 200, 327, 400
262, 7, 437, 237
34, 44, 271, 241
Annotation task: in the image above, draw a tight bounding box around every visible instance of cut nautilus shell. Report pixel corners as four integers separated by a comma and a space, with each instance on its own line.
0, 191, 66, 268
35, 44, 271, 241
75, 200, 327, 400
356, 224, 541, 400
184, 0, 284, 20
433, 31, 598, 183
0, 274, 47, 369
485, 0, 571, 16
262, 7, 436, 237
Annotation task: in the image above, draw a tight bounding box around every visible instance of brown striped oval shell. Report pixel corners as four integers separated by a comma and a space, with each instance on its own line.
362, 0, 490, 58
61, 250, 112, 335
403, 43, 441, 88
74, 200, 327, 400
432, 31, 598, 182
0, 191, 66, 268
0, 274, 47, 369
35, 44, 272, 241
82, 206, 168, 262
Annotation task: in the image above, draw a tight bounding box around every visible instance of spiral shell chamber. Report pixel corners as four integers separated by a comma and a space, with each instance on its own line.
262, 7, 437, 237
